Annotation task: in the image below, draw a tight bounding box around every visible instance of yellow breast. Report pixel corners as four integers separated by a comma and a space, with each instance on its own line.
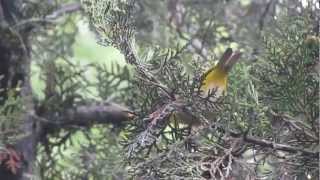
201, 67, 228, 98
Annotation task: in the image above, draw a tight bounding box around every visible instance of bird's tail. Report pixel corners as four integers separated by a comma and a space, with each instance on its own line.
217, 48, 242, 72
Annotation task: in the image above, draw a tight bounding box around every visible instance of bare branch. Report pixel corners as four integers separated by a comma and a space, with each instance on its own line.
227, 130, 318, 158
45, 3, 81, 20
13, 3, 81, 28
37, 102, 135, 129
243, 135, 318, 157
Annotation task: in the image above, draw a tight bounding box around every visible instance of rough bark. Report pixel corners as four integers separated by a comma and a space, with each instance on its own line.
0, 1, 82, 179
0, 24, 132, 180
0, 14, 35, 180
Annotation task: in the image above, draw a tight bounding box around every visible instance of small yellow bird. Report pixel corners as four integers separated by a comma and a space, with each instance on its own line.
173, 48, 242, 127
200, 48, 242, 99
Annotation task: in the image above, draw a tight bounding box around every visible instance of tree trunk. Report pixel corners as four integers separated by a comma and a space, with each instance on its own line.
0, 1, 38, 179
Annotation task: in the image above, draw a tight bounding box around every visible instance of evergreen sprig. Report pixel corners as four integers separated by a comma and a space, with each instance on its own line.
83, 0, 319, 179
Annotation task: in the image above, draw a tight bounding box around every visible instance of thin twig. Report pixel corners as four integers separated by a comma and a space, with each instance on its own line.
13, 3, 81, 28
